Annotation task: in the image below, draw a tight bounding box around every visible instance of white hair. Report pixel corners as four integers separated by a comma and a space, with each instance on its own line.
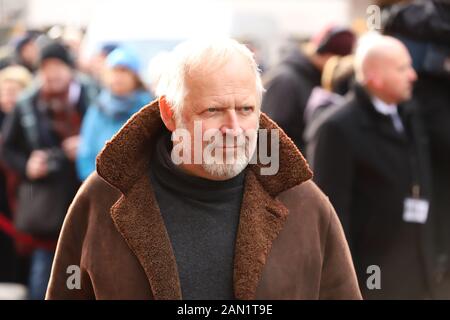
147, 51, 170, 94
156, 38, 264, 122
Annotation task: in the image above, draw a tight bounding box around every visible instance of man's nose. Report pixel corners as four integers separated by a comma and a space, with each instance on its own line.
409, 68, 418, 82
221, 109, 243, 136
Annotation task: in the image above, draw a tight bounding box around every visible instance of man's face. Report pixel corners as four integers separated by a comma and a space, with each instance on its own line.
379, 45, 417, 104
39, 58, 73, 95
175, 53, 260, 180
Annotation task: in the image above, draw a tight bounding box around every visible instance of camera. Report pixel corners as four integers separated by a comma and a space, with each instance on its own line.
45, 147, 67, 175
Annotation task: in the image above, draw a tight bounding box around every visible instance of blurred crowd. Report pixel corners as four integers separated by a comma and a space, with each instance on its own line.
0, 27, 154, 299
0, 0, 449, 300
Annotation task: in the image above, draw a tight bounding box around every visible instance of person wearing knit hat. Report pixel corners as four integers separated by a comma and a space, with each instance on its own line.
76, 47, 152, 180
262, 24, 356, 151
106, 47, 140, 75
36, 41, 80, 100
13, 32, 39, 73
104, 47, 146, 95
0, 40, 97, 300
313, 26, 356, 57
39, 41, 75, 69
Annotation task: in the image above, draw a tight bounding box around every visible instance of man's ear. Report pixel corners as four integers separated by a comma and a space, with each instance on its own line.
370, 75, 383, 91
159, 96, 176, 132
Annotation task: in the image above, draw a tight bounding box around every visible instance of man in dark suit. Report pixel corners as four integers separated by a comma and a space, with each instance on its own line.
308, 34, 444, 299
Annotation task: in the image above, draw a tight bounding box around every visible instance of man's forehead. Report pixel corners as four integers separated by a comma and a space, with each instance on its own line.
189, 52, 253, 79
192, 92, 256, 105
185, 71, 256, 105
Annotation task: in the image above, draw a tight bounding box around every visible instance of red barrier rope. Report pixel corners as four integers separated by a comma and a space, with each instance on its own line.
0, 213, 57, 251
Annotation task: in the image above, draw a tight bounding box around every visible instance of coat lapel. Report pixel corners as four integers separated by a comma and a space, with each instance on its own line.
234, 170, 289, 299
110, 174, 182, 299
355, 85, 409, 145
97, 101, 181, 299
232, 113, 312, 299
360, 110, 409, 145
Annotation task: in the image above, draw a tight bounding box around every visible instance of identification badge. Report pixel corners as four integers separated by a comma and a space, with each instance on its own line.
403, 198, 429, 224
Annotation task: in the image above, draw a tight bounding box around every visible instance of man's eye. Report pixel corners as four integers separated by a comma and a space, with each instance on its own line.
207, 107, 218, 113
239, 106, 254, 113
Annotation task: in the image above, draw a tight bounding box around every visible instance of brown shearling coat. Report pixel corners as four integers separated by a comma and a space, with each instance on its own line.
45, 101, 361, 300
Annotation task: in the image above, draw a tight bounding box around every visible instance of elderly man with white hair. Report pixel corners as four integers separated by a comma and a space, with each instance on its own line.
46, 38, 360, 300
309, 34, 439, 299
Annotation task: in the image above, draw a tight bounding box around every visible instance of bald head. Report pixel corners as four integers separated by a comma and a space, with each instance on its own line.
354, 33, 417, 104
355, 35, 408, 82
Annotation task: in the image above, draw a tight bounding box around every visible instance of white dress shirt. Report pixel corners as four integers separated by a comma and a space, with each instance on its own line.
371, 97, 404, 133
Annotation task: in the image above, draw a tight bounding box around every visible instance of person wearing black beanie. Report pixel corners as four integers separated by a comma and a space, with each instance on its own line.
1, 40, 98, 300
13, 33, 39, 73
262, 25, 356, 152
39, 41, 75, 69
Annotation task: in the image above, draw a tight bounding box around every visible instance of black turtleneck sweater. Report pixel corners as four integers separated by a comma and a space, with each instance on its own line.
149, 132, 245, 300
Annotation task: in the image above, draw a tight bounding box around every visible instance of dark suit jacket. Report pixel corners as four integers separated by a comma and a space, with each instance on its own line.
308, 84, 446, 299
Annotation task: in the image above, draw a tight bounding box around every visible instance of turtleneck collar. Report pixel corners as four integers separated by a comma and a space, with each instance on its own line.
149, 131, 245, 202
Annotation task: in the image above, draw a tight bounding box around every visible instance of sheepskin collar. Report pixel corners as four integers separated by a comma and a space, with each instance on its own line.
97, 100, 312, 197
